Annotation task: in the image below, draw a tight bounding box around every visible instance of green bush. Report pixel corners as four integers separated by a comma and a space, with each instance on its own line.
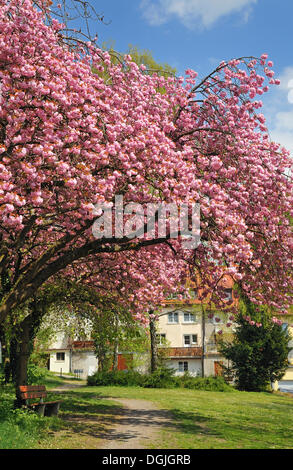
0, 389, 13, 421
87, 369, 143, 387
0, 385, 51, 449
178, 374, 233, 392
140, 366, 176, 388
87, 368, 234, 392
219, 301, 292, 392
27, 364, 47, 385
0, 368, 5, 387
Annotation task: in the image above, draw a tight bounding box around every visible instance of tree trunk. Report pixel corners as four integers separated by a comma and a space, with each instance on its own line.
13, 299, 44, 407
112, 312, 119, 371
201, 304, 205, 378
150, 317, 158, 373
112, 341, 118, 371
97, 347, 107, 371
14, 316, 31, 407
0, 326, 10, 383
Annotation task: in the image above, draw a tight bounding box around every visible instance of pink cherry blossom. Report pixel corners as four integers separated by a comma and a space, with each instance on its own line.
0, 1, 292, 326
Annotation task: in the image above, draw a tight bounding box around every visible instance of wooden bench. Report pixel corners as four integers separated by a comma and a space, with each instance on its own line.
18, 385, 61, 417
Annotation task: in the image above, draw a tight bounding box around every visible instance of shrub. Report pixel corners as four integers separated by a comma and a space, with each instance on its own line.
179, 375, 233, 392
0, 368, 5, 387
0, 384, 51, 449
27, 364, 47, 385
140, 366, 176, 388
87, 368, 234, 392
219, 298, 292, 392
87, 370, 143, 387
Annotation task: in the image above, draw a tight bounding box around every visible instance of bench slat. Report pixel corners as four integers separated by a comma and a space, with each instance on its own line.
17, 385, 61, 416
30, 401, 60, 406
40, 401, 61, 404
19, 385, 46, 392
20, 391, 47, 399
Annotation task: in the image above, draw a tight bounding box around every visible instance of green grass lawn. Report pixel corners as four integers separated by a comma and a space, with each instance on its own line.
0, 373, 292, 449
84, 385, 293, 449
0, 380, 62, 449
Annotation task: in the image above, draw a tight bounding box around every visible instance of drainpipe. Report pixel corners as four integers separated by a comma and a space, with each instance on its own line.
149, 313, 158, 373
201, 303, 205, 377
69, 347, 72, 373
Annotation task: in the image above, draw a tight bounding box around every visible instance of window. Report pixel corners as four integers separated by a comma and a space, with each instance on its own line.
156, 333, 166, 345
183, 334, 198, 346
183, 313, 196, 323
206, 312, 215, 323
224, 288, 233, 301
189, 289, 198, 299
56, 352, 65, 361
168, 290, 196, 300
178, 361, 188, 372
166, 292, 178, 299
168, 312, 179, 323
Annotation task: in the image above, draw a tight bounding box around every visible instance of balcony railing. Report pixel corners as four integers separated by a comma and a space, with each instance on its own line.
206, 342, 218, 352
161, 347, 203, 358
70, 340, 95, 350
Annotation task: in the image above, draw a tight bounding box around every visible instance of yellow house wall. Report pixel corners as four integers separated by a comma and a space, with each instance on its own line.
157, 306, 202, 347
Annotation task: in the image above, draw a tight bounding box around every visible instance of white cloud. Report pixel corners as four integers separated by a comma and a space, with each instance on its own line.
140, 0, 258, 29
263, 66, 293, 156
269, 112, 293, 156
270, 129, 293, 155
276, 66, 293, 91
274, 111, 293, 132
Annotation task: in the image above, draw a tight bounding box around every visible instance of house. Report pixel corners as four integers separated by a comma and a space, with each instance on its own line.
48, 334, 99, 379
156, 278, 293, 380
47, 275, 236, 379
48, 334, 138, 379
155, 275, 236, 377
155, 307, 229, 377
47, 275, 293, 381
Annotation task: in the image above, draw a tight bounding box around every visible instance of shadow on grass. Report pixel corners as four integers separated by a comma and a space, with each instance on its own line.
167, 404, 293, 449
59, 407, 176, 443
168, 408, 216, 436
45, 388, 177, 444
46, 385, 292, 448
50, 389, 122, 415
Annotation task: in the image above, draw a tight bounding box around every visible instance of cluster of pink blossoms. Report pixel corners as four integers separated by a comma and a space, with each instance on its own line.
243, 315, 285, 327
243, 316, 263, 328
0, 0, 292, 324
271, 316, 284, 326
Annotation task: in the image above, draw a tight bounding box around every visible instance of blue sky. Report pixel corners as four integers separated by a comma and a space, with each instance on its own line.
74, 0, 293, 154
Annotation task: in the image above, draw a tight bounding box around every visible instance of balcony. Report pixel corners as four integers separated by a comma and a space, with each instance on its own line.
162, 347, 203, 358
70, 340, 95, 350
205, 342, 219, 353
164, 289, 199, 305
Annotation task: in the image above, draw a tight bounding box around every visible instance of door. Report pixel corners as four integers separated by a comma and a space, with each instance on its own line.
214, 360, 223, 376
117, 354, 133, 370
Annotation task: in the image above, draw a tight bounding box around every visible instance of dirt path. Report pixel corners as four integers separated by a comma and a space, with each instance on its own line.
52, 379, 87, 391
98, 397, 174, 449
49, 380, 175, 449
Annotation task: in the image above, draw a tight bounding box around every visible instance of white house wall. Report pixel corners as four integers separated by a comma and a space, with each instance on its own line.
49, 350, 71, 375
166, 359, 202, 377
49, 332, 71, 350
71, 351, 98, 379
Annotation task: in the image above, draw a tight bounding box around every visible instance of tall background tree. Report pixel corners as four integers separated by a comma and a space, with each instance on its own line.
219, 295, 292, 391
